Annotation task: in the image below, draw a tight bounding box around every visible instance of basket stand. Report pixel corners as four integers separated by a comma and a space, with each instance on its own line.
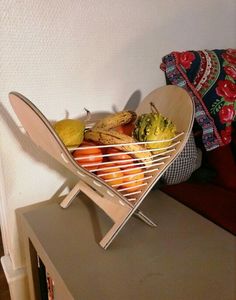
9, 85, 194, 249
60, 179, 157, 248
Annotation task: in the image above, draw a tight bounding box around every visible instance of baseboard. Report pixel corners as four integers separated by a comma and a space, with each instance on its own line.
1, 255, 30, 300
0, 155, 11, 255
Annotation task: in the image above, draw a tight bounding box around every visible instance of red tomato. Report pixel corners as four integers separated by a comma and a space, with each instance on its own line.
115, 122, 135, 136
97, 164, 123, 187
121, 166, 144, 192
106, 147, 133, 167
73, 141, 103, 171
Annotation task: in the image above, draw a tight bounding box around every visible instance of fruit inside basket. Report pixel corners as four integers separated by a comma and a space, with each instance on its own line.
9, 85, 194, 249
58, 108, 184, 203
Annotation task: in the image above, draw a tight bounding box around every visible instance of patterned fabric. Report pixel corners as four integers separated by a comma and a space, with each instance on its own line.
161, 49, 236, 151
161, 133, 201, 185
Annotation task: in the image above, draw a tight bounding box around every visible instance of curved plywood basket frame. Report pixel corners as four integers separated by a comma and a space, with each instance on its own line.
9, 85, 194, 249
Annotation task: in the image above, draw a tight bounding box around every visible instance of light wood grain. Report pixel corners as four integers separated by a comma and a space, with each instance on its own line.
9, 85, 194, 249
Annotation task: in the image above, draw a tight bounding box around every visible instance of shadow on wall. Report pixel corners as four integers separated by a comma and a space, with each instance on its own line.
0, 101, 76, 187
113, 90, 141, 112
78, 90, 142, 125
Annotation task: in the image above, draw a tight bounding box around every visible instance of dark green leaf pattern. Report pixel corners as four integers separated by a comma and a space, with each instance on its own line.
225, 75, 235, 83
222, 61, 228, 67
210, 98, 225, 114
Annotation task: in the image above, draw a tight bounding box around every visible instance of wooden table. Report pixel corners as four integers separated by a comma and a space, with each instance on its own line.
17, 189, 236, 300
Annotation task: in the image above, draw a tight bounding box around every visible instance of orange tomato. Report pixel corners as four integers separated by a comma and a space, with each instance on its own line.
106, 147, 133, 167
115, 122, 135, 136
73, 141, 103, 171
97, 164, 123, 187
121, 166, 144, 192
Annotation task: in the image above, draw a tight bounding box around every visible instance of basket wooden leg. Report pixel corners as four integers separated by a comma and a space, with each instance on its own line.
99, 215, 130, 249
99, 210, 157, 249
60, 182, 82, 208
60, 181, 157, 249
134, 210, 157, 227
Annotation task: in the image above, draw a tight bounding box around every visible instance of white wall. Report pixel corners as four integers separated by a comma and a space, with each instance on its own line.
0, 0, 235, 269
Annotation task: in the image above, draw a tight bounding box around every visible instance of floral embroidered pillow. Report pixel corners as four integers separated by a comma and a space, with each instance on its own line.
161, 49, 236, 151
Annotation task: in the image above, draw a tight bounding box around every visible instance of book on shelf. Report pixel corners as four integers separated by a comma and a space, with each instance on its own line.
37, 255, 55, 300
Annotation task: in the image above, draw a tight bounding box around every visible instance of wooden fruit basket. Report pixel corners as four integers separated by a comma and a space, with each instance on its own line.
9, 85, 194, 249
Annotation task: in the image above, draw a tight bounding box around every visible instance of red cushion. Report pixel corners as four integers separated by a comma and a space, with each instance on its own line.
162, 182, 236, 235
206, 144, 236, 192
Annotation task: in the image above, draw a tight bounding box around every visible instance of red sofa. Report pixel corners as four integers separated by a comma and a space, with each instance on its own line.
162, 127, 236, 235
162, 182, 236, 235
